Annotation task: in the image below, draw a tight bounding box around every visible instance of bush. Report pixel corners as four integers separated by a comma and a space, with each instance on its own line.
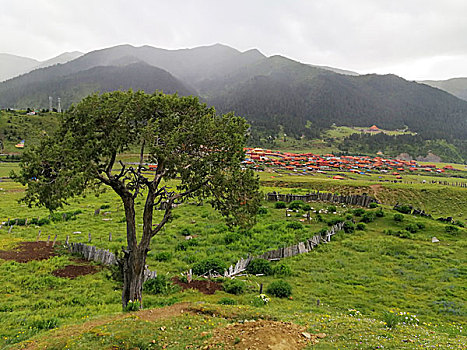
218, 297, 237, 305
100, 204, 111, 209
405, 223, 419, 233
288, 200, 304, 210
343, 221, 355, 233
328, 217, 345, 226
274, 201, 287, 209
257, 207, 268, 215
445, 225, 460, 235
37, 218, 50, 226
247, 259, 272, 275
267, 280, 292, 298
180, 227, 192, 236
393, 214, 404, 222
154, 252, 172, 262
192, 258, 227, 275
224, 232, 240, 244
123, 300, 140, 312
353, 208, 365, 217
327, 205, 337, 213
286, 221, 303, 230
223, 279, 246, 295
175, 242, 188, 251
369, 202, 379, 209
273, 263, 292, 277
416, 222, 425, 229
361, 212, 376, 223
143, 275, 169, 294
395, 205, 412, 214
375, 209, 385, 217
302, 204, 311, 211
28, 316, 61, 330
356, 223, 366, 231
384, 229, 413, 239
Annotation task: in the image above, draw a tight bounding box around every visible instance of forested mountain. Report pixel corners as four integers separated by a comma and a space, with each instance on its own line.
0, 62, 194, 108
0, 52, 82, 82
420, 78, 467, 101
0, 44, 466, 144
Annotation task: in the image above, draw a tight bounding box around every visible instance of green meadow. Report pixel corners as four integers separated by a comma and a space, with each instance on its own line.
0, 161, 465, 349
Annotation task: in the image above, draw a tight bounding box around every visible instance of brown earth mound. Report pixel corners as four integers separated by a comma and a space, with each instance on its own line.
0, 241, 56, 262
207, 319, 325, 350
52, 263, 99, 279
172, 276, 223, 295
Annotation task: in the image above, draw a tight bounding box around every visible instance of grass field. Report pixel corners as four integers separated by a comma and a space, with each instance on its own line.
0, 162, 465, 349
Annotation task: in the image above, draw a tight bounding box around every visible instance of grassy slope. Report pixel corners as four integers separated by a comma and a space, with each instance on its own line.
0, 162, 465, 349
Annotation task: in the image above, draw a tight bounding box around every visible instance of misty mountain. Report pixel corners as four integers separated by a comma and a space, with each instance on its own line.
0, 62, 194, 109
0, 44, 466, 142
308, 64, 359, 76
0, 51, 83, 82
419, 78, 467, 101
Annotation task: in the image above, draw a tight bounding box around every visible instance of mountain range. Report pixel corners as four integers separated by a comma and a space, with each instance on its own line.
0, 44, 466, 143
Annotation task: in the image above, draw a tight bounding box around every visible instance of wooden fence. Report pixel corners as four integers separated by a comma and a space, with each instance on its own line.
266, 191, 377, 207
68, 242, 157, 281
223, 221, 345, 277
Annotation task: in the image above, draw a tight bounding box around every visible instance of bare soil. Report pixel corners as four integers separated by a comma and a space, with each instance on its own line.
207, 319, 325, 350
171, 276, 223, 295
52, 262, 100, 279
0, 241, 56, 262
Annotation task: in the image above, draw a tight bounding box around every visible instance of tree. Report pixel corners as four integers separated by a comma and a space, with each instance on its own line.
13, 90, 261, 309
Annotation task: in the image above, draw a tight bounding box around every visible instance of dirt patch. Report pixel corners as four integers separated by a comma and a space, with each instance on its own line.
137, 302, 192, 321
207, 320, 325, 350
0, 241, 56, 263
52, 263, 99, 279
171, 276, 223, 295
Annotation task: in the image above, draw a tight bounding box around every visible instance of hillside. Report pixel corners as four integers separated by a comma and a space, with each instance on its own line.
0, 62, 194, 109
420, 77, 467, 101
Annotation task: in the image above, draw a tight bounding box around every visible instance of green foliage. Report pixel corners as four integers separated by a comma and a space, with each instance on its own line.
393, 213, 404, 222
384, 229, 413, 239
361, 212, 376, 223
353, 208, 365, 217
302, 204, 311, 211
343, 221, 355, 233
405, 223, 419, 233
123, 300, 140, 312
224, 232, 240, 244
247, 259, 273, 275
273, 263, 292, 277
100, 204, 111, 209
369, 202, 379, 209
356, 223, 367, 231
288, 200, 304, 210
445, 225, 460, 235
28, 316, 61, 330
395, 205, 412, 214
154, 252, 172, 262
180, 228, 192, 236
143, 275, 169, 295
327, 205, 337, 213
274, 201, 287, 209
267, 280, 292, 298
286, 221, 303, 230
257, 207, 268, 215
327, 217, 345, 226
192, 258, 227, 276
218, 297, 237, 305
375, 209, 385, 217
223, 279, 246, 295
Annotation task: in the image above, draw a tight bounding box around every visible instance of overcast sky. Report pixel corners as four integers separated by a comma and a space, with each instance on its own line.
1, 0, 466, 80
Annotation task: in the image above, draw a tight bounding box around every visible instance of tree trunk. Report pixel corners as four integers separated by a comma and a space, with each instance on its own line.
122, 246, 146, 309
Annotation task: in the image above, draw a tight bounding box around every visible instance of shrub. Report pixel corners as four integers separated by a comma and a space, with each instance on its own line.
353, 208, 365, 217
247, 259, 272, 275
405, 223, 419, 233
251, 294, 270, 307
224, 232, 240, 244
124, 300, 140, 312
343, 221, 355, 233
223, 279, 246, 295
288, 200, 304, 210
267, 280, 292, 298
257, 207, 268, 215
369, 202, 379, 209
28, 316, 61, 330
37, 218, 50, 226
100, 204, 111, 209
273, 263, 292, 277
180, 227, 192, 236
375, 209, 385, 217
302, 204, 311, 211
393, 213, 404, 222
345, 214, 353, 221
274, 201, 287, 209
395, 205, 412, 214
356, 223, 366, 231
192, 258, 227, 275
143, 275, 169, 294
175, 242, 188, 251
154, 252, 172, 262
316, 213, 324, 222
328, 217, 345, 226
445, 225, 460, 235
361, 212, 376, 223
327, 205, 337, 213
416, 222, 425, 229
218, 297, 237, 305
286, 221, 303, 230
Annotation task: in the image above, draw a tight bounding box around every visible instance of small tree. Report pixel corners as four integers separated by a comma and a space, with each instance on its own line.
13, 90, 261, 309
